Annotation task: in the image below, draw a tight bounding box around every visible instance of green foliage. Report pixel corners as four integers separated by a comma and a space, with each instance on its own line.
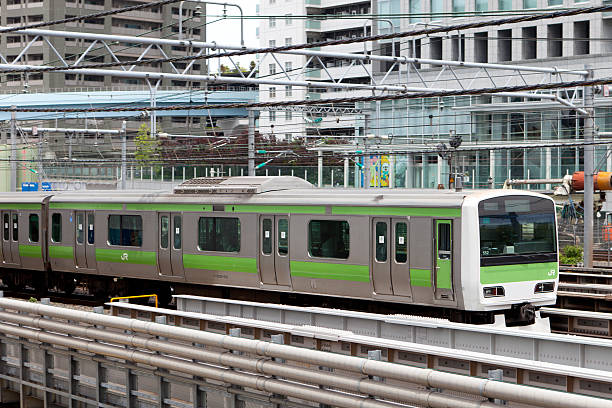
28, 297, 37, 303
560, 245, 583, 265
135, 123, 160, 165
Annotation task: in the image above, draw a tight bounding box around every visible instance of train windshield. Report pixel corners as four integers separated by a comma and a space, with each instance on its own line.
479, 196, 556, 261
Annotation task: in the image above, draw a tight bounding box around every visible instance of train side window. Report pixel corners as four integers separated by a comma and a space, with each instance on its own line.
29, 214, 39, 243
198, 217, 240, 252
375, 222, 387, 262
278, 219, 288, 256
3, 214, 9, 241
87, 214, 95, 244
173, 215, 182, 249
438, 223, 451, 252
108, 215, 143, 247
308, 220, 350, 259
262, 218, 272, 255
395, 222, 407, 263
12, 214, 18, 242
76, 213, 84, 244
51, 213, 61, 243
160, 216, 169, 249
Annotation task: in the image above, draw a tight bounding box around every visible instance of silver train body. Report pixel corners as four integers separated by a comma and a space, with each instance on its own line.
0, 176, 559, 323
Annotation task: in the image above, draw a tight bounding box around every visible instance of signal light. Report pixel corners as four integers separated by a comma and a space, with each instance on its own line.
483, 286, 505, 297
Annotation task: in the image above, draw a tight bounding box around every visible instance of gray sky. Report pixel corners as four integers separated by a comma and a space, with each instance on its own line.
204, 0, 260, 71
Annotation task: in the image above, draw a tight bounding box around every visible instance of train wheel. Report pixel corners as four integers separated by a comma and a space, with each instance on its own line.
59, 277, 77, 295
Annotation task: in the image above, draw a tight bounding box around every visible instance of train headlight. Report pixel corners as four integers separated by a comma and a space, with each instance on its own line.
483, 286, 505, 297
534, 282, 555, 293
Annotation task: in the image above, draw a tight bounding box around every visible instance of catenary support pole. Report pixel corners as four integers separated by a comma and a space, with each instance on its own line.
248, 109, 255, 176
344, 157, 349, 188
10, 107, 16, 192
584, 68, 594, 268
318, 150, 323, 187
121, 121, 127, 190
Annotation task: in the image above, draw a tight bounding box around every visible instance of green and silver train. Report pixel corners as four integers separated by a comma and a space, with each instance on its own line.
0, 176, 558, 324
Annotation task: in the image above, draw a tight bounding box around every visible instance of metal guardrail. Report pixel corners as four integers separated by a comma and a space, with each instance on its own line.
3, 297, 610, 408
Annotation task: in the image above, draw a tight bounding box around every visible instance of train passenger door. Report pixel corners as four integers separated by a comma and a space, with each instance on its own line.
391, 219, 412, 297
75, 211, 87, 269
158, 213, 172, 276
258, 216, 290, 286
170, 213, 184, 277
10, 212, 20, 266
2, 212, 12, 264
434, 220, 454, 300
372, 218, 393, 295
85, 212, 96, 270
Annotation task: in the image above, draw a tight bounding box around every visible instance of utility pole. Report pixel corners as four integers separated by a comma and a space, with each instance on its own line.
247, 109, 255, 176
121, 121, 127, 190
10, 107, 16, 192
584, 67, 595, 268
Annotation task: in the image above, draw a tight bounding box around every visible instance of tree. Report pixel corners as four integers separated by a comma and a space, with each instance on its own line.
249, 60, 256, 71
135, 123, 160, 165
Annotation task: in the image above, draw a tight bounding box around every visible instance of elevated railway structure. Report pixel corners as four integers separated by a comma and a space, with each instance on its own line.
1, 294, 612, 408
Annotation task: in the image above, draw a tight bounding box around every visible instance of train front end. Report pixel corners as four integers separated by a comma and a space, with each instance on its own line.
461, 191, 559, 325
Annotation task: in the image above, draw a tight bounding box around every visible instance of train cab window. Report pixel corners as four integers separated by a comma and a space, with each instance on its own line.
108, 215, 143, 247
438, 223, 451, 257
3, 214, 9, 241
198, 217, 240, 252
76, 213, 84, 244
278, 219, 288, 256
29, 214, 39, 243
395, 222, 407, 263
173, 215, 182, 249
12, 214, 18, 241
262, 218, 272, 255
51, 213, 61, 242
308, 220, 349, 259
160, 216, 169, 249
87, 214, 95, 244
375, 222, 387, 262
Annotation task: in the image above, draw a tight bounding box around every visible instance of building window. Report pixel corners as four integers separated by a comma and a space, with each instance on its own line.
285, 85, 292, 97
285, 37, 292, 46
308, 220, 350, 259
475, 0, 488, 12
547, 23, 563, 57
270, 111, 276, 121
522, 27, 537, 59
474, 32, 488, 62
108, 215, 143, 247
431, 0, 443, 17
498, 0, 512, 10
269, 63, 276, 75
198, 217, 240, 252
51, 213, 61, 243
285, 62, 292, 72
29, 214, 39, 243
574, 21, 590, 55
498, 29, 512, 61
285, 14, 292, 25
548, 0, 563, 4
269, 17, 276, 28
409, 0, 421, 23
285, 110, 292, 120
452, 0, 465, 14
269, 40, 276, 47
523, 0, 536, 7
269, 87, 276, 98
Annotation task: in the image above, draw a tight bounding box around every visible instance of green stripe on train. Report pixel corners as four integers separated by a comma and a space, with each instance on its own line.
410, 268, 432, 287
0, 204, 41, 210
226, 205, 326, 214
19, 244, 41, 258
331, 206, 461, 217
183, 254, 257, 273
50, 203, 123, 210
95, 249, 156, 265
290, 261, 370, 282
125, 204, 213, 212
49, 245, 74, 259
480, 262, 558, 284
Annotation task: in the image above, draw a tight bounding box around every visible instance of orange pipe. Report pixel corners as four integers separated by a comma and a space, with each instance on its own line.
571, 171, 612, 191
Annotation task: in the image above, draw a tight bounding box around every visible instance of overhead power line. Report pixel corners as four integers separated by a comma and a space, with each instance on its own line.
1, 76, 610, 113
0, 0, 182, 34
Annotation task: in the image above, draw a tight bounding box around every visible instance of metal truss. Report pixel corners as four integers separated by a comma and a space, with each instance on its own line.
254, 105, 363, 115
0, 26, 590, 115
